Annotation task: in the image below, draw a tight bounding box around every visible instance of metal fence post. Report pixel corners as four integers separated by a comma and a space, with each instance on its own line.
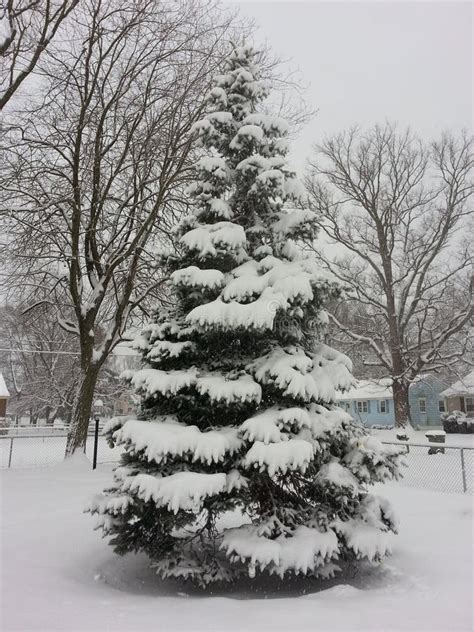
460, 449, 467, 493
8, 437, 14, 468
92, 415, 99, 470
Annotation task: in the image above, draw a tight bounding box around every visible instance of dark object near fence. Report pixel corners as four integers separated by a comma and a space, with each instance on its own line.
442, 411, 474, 434
396, 432, 410, 441
425, 431, 446, 454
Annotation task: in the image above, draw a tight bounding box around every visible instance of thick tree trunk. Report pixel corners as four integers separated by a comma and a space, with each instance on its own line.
65, 366, 100, 457
392, 380, 411, 428
381, 262, 412, 430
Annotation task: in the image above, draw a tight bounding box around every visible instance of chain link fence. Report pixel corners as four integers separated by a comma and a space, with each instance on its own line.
1, 434, 472, 494
0, 433, 122, 468
1, 425, 74, 437
384, 441, 473, 494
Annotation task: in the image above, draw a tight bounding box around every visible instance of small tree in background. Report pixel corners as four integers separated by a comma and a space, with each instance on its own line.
89, 46, 403, 586
0, 304, 80, 425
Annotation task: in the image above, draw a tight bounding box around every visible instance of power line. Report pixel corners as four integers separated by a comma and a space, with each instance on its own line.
0, 337, 135, 348
0, 347, 139, 357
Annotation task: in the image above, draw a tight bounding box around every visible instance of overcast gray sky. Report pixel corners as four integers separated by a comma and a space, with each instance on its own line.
229, 1, 473, 172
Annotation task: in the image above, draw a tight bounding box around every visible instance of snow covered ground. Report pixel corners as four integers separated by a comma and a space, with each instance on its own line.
371, 428, 474, 448
1, 456, 472, 631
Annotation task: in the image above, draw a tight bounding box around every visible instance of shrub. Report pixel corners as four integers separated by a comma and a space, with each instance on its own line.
442, 411, 474, 434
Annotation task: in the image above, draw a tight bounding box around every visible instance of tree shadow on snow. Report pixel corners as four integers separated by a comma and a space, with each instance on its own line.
96, 552, 404, 600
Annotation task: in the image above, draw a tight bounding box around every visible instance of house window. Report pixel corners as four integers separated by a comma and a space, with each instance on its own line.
438, 400, 446, 413
419, 398, 427, 413
357, 401, 368, 414
465, 397, 474, 413
379, 400, 388, 414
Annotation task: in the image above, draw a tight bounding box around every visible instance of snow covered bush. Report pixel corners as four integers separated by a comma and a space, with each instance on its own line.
442, 411, 474, 434
88, 45, 404, 586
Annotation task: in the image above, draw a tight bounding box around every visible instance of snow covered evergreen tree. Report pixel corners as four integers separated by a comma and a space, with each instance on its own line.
88, 46, 404, 586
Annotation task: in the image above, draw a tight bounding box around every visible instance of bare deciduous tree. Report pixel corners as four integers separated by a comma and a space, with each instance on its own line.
0, 304, 80, 425
306, 123, 473, 427
1, 0, 238, 453
0, 302, 139, 426
0, 0, 79, 110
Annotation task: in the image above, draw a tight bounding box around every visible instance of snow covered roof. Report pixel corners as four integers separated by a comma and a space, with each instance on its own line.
0, 373, 10, 398
412, 373, 429, 383
440, 371, 474, 398
411, 373, 447, 387
336, 379, 392, 401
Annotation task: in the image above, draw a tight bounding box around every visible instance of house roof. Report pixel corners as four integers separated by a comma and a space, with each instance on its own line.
336, 378, 393, 401
0, 373, 10, 398
411, 373, 448, 387
337, 372, 447, 401
440, 371, 474, 398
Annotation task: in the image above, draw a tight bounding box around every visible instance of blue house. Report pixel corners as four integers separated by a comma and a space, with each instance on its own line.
336, 374, 448, 427
409, 374, 449, 426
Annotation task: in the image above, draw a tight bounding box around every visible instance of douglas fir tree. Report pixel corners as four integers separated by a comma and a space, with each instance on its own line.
89, 46, 404, 586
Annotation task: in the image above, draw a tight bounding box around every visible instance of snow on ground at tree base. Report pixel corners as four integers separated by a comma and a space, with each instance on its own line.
1, 459, 472, 632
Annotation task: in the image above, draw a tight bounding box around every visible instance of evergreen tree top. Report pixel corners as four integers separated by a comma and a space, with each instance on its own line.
184, 44, 308, 242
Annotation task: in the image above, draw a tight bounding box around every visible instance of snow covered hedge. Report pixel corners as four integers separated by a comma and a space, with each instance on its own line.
87, 45, 405, 587
442, 411, 474, 434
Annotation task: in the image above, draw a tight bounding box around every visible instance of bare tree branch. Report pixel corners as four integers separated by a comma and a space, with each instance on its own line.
0, 0, 79, 110
306, 123, 473, 427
